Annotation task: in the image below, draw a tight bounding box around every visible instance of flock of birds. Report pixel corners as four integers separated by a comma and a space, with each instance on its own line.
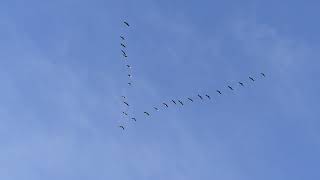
117, 21, 266, 131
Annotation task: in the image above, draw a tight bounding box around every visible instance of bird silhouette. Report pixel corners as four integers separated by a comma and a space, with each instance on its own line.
126, 65, 131, 68
188, 98, 194, 102
216, 90, 222, 94
121, 43, 126, 48
261, 73, 266, 77
153, 107, 159, 111
131, 118, 137, 122
249, 77, 255, 81
124, 21, 130, 27
178, 100, 184, 105
122, 112, 128, 116
163, 103, 169, 107
128, 82, 132, 86
198, 94, 203, 100
121, 50, 126, 56
172, 100, 177, 104
119, 126, 125, 130
128, 74, 132, 78
120, 36, 125, 40
239, 82, 244, 86
122, 53, 128, 58
123, 101, 130, 106
144, 112, 150, 116
121, 96, 126, 99
228, 86, 234, 90
205, 94, 211, 99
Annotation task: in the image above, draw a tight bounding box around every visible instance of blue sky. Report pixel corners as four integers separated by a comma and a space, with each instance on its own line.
0, 0, 320, 179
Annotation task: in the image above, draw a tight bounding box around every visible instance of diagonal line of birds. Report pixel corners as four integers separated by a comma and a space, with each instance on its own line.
117, 21, 267, 130
118, 21, 133, 130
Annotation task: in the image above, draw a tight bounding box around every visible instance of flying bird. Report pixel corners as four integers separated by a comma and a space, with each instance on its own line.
172, 100, 177, 104
121, 50, 126, 56
144, 112, 150, 116
238, 82, 244, 86
121, 96, 126, 99
122, 53, 128, 58
123, 101, 130, 106
124, 21, 130, 27
122, 112, 128, 116
249, 77, 255, 81
198, 94, 203, 100
188, 98, 194, 102
261, 73, 266, 77
120, 36, 125, 40
121, 43, 126, 48
126, 65, 131, 68
216, 90, 222, 94
153, 107, 159, 111
163, 103, 169, 107
228, 86, 234, 90
178, 100, 184, 105
119, 126, 125, 130
205, 94, 211, 99
128, 82, 132, 86
128, 74, 132, 78
131, 118, 137, 122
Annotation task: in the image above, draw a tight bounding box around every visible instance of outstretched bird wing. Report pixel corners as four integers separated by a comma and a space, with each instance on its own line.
198, 94, 203, 100
205, 94, 211, 99
249, 77, 255, 81
124, 21, 130, 26
144, 112, 150, 116
119, 126, 125, 130
188, 98, 194, 102
178, 100, 184, 105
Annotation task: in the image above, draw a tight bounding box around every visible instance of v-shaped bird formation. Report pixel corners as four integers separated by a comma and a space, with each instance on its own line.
117, 21, 267, 130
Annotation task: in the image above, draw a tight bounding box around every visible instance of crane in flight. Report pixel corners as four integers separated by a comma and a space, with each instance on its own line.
124, 21, 130, 27
228, 86, 234, 90
205, 94, 211, 99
